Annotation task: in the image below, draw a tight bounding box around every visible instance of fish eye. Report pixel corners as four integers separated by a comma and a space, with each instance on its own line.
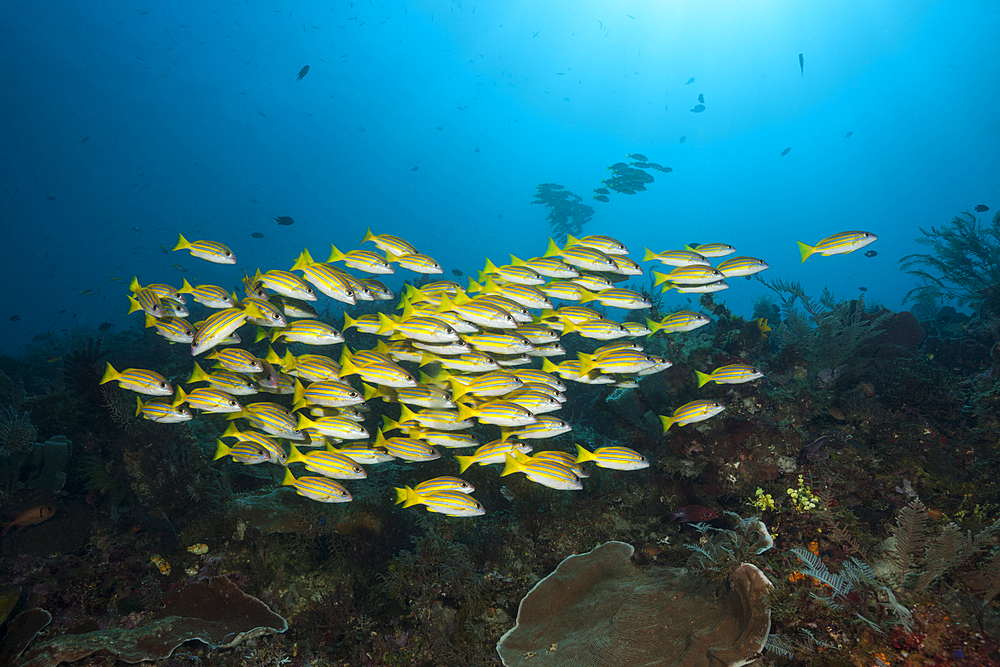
225, 251, 233, 256
159, 382, 168, 388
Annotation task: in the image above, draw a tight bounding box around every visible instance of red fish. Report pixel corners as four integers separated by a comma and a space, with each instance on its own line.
2, 505, 56, 536
669, 505, 718, 523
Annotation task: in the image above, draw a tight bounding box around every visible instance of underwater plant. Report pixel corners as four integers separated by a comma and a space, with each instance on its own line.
899, 210, 1000, 314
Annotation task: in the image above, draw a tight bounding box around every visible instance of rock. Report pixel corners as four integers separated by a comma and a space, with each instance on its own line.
496, 542, 771, 667
19, 576, 287, 667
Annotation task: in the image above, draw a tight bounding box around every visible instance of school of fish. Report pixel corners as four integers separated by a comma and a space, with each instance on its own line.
101, 210, 876, 517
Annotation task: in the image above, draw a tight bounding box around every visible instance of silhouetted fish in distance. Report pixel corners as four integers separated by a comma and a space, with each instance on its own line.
799, 53, 804, 75
780, 147, 791, 157
274, 216, 295, 226
296, 65, 310, 80
975, 204, 990, 212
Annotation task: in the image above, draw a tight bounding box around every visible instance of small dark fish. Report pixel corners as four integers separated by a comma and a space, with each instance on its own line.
627, 153, 648, 162
451, 269, 464, 277
780, 147, 791, 157
251, 199, 259, 203
859, 287, 868, 292
690, 104, 705, 113
698, 93, 704, 103
802, 435, 830, 454
81, 136, 89, 143
679, 136, 686, 143
845, 131, 853, 139
864, 250, 878, 258
9, 315, 20, 322
475, 147, 481, 152
412, 166, 419, 171
98, 322, 114, 332
32, 332, 53, 342
685, 77, 695, 84
435, 126, 443, 131
57, 310, 66, 314
799, 53, 804, 75
975, 204, 990, 212
160, 245, 169, 254
45, 196, 56, 201
669, 505, 718, 523
594, 188, 610, 195
593, 195, 610, 203
296, 65, 310, 80
274, 216, 295, 226
251, 232, 265, 239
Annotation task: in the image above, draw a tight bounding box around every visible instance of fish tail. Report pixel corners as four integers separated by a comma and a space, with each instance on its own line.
135, 395, 144, 417
129, 276, 141, 292
361, 228, 375, 245
172, 233, 190, 251
642, 247, 657, 262
281, 468, 297, 486
645, 318, 661, 335
500, 453, 521, 477
178, 278, 195, 294
327, 243, 346, 263
287, 444, 306, 465
659, 414, 675, 433
456, 403, 475, 422
483, 257, 499, 274
394, 486, 408, 505
651, 270, 670, 287
375, 312, 396, 335
543, 237, 561, 258
695, 370, 712, 388
381, 415, 399, 432
188, 362, 211, 384
659, 283, 677, 294
575, 443, 593, 464
213, 439, 231, 461
126, 295, 142, 315
797, 241, 816, 263
221, 422, 241, 439
294, 414, 311, 430
99, 362, 119, 385
401, 487, 423, 508
455, 455, 474, 474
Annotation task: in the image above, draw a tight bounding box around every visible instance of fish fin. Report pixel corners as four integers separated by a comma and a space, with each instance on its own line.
455, 455, 474, 474
327, 243, 345, 263
213, 439, 230, 461
642, 247, 657, 262
281, 467, 296, 486
99, 362, 119, 385
483, 257, 499, 274
645, 318, 661, 334
695, 370, 712, 388
135, 395, 144, 417
172, 233, 190, 251
500, 453, 521, 477
188, 362, 211, 384
797, 241, 815, 263
575, 443, 593, 464
543, 238, 561, 258
126, 295, 142, 315
659, 414, 675, 432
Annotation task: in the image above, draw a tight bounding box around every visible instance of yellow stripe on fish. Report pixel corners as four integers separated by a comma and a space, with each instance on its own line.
647, 311, 710, 334
385, 250, 443, 274
481, 258, 545, 285
374, 429, 441, 461
266, 320, 344, 345
716, 256, 769, 278
652, 266, 725, 286
394, 487, 485, 516
414, 476, 475, 495
177, 279, 234, 309
575, 444, 649, 470
543, 238, 618, 272
172, 233, 236, 264
136, 396, 192, 423
144, 314, 194, 344
292, 379, 363, 410
565, 233, 629, 255
100, 363, 172, 396
174, 387, 243, 413
213, 439, 271, 465
282, 468, 352, 503
287, 444, 366, 479
206, 348, 263, 373
295, 414, 368, 439
685, 242, 736, 257
291, 249, 356, 304
500, 451, 582, 490
695, 364, 764, 388
797, 231, 877, 262
255, 269, 318, 301
500, 415, 571, 440
642, 248, 709, 266
327, 244, 394, 274
659, 399, 726, 432
579, 288, 651, 310
456, 400, 536, 427
187, 362, 258, 395
361, 228, 418, 255
454, 439, 533, 473
509, 255, 579, 279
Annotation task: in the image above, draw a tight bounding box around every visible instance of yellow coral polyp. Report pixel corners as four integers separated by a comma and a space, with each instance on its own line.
751, 487, 776, 512
786, 475, 821, 512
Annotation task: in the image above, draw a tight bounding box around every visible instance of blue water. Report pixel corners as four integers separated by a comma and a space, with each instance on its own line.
2, 1, 998, 354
